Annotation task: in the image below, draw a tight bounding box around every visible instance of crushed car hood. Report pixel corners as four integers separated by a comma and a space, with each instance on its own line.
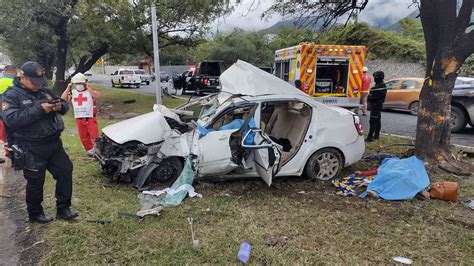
103, 111, 171, 145
219, 60, 307, 101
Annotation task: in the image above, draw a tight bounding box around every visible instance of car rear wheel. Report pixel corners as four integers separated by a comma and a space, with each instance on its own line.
450, 105, 467, 133
304, 148, 343, 181
409, 101, 419, 115
146, 81, 150, 85
136, 84, 140, 88
149, 157, 183, 186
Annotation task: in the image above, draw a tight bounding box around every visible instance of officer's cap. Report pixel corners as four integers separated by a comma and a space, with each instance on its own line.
21, 61, 47, 86
373, 71, 385, 79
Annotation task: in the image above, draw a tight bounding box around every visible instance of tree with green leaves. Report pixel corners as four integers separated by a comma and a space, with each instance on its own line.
0, 0, 231, 92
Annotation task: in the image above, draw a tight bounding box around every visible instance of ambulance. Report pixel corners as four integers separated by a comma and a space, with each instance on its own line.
274, 43, 367, 108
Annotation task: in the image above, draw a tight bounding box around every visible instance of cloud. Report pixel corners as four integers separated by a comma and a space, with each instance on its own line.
213, 0, 418, 32
358, 0, 417, 28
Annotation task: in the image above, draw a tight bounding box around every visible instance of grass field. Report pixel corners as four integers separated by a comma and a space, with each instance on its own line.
37, 85, 474, 264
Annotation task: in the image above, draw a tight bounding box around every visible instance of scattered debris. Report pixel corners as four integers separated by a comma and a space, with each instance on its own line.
264, 236, 278, 246
462, 199, 474, 210
86, 220, 111, 225
123, 99, 136, 104
108, 113, 139, 120
333, 175, 373, 196
429, 181, 458, 202
118, 212, 142, 220
187, 217, 200, 251
237, 241, 252, 264
137, 206, 163, 218
139, 158, 201, 207
393, 256, 413, 265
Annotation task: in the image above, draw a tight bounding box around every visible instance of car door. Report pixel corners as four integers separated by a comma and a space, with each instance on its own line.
399, 80, 422, 110
241, 128, 281, 186
384, 80, 401, 108
197, 103, 281, 185
111, 70, 118, 84
197, 103, 257, 176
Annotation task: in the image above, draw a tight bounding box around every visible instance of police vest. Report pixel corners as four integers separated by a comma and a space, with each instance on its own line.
71, 89, 94, 118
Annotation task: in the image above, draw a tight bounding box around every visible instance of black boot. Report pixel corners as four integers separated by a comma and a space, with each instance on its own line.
374, 118, 382, 139
56, 208, 79, 220
29, 213, 54, 224
366, 118, 376, 142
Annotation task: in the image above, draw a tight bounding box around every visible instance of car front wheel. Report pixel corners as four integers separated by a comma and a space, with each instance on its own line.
111, 80, 115, 87
149, 157, 183, 186
304, 148, 343, 181
450, 105, 467, 133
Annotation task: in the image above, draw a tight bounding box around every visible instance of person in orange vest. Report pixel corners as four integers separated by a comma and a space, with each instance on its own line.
61, 73, 101, 156
360, 66, 372, 116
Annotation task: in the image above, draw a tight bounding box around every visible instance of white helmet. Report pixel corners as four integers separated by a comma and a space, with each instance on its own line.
363, 66, 369, 73
71, 73, 88, 83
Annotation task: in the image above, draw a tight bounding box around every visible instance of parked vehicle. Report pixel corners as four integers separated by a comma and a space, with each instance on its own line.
383, 78, 424, 115
450, 84, 474, 133
173, 71, 187, 90
275, 43, 367, 108
188, 60, 227, 95
455, 77, 474, 85
111, 69, 141, 88
134, 69, 152, 85
94, 60, 365, 189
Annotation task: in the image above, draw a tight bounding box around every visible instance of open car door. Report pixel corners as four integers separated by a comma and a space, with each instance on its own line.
242, 129, 281, 186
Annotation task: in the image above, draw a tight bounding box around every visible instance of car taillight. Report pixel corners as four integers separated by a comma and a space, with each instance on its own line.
353, 115, 363, 136
201, 78, 209, 85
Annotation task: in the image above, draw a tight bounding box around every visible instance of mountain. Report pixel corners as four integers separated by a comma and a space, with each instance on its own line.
383, 10, 420, 32
259, 17, 325, 33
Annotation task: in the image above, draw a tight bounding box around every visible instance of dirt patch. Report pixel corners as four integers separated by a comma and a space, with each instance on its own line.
0, 163, 47, 264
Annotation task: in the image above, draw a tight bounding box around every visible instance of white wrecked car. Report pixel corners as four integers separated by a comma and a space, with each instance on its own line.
94, 60, 365, 189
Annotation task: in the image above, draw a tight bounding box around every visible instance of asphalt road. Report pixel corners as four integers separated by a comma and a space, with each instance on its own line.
359, 110, 473, 147
89, 74, 473, 147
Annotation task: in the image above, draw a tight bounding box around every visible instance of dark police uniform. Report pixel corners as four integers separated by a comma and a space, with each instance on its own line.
366, 71, 387, 142
2, 67, 74, 221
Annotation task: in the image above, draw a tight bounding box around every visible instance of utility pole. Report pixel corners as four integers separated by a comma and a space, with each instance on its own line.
151, 4, 162, 105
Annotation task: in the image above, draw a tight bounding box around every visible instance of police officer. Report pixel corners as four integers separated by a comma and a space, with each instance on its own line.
2, 61, 78, 223
366, 71, 387, 142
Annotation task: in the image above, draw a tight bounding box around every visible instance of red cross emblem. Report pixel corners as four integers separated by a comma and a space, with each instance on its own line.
73, 93, 88, 106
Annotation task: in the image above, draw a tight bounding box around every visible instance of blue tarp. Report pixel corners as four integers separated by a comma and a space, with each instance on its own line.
361, 156, 430, 201
197, 117, 256, 145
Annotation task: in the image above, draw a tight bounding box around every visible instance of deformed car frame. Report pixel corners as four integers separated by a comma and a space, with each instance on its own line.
95, 60, 365, 189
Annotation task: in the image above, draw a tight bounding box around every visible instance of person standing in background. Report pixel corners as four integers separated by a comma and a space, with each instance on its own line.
360, 66, 372, 116
61, 73, 101, 156
366, 71, 387, 142
0, 65, 18, 158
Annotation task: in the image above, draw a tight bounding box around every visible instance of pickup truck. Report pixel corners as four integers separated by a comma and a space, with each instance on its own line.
111, 69, 141, 88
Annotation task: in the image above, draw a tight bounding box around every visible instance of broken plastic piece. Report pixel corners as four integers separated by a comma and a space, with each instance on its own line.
393, 256, 413, 265
136, 206, 163, 218
139, 157, 202, 207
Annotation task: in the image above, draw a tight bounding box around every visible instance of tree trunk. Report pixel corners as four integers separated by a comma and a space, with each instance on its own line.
53, 34, 68, 94
414, 0, 473, 167
415, 58, 457, 163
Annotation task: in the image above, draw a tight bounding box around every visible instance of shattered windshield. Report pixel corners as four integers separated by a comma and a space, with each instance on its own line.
175, 94, 220, 124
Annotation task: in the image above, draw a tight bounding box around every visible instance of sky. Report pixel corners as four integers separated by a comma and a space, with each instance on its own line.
212, 0, 418, 33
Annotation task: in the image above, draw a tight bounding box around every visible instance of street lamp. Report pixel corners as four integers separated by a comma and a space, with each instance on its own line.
151, 4, 162, 105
